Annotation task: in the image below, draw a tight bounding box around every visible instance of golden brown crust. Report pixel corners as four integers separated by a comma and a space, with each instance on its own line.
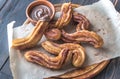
24, 49, 69, 69
41, 41, 62, 55
44, 3, 73, 40
22, 3, 107, 79
41, 41, 86, 67
55, 2, 73, 28
12, 21, 49, 50
44, 28, 61, 40
45, 60, 109, 79
44, 12, 90, 41
73, 12, 90, 31
61, 30, 104, 48
25, 40, 86, 69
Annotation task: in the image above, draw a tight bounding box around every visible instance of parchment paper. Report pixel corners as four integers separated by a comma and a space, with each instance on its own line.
7, 0, 120, 79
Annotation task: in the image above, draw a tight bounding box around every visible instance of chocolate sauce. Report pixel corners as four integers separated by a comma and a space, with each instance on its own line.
30, 5, 52, 21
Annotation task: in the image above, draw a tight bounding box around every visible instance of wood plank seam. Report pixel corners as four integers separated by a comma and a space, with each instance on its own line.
0, 57, 9, 71
0, 0, 8, 11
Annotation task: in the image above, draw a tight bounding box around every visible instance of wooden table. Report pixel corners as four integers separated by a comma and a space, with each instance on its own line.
0, 0, 120, 79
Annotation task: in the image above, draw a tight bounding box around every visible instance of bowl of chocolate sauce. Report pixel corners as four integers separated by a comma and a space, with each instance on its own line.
26, 0, 55, 24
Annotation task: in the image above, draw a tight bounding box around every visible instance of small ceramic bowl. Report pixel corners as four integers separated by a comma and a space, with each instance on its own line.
26, 0, 55, 24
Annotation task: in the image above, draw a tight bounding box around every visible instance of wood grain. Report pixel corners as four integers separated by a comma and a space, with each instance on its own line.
0, 0, 120, 79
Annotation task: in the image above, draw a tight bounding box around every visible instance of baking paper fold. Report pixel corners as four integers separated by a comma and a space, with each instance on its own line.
7, 0, 120, 79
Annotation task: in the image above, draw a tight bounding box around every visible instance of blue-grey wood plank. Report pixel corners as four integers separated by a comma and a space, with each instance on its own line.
0, 0, 33, 69
0, 72, 12, 79
0, 53, 8, 70
94, 58, 120, 79
0, 0, 7, 11
1, 58, 12, 77
115, 0, 120, 11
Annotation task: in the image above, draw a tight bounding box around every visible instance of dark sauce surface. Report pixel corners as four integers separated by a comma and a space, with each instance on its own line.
30, 5, 52, 21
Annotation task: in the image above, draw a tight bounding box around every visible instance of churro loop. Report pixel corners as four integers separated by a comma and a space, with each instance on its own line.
44, 3, 73, 40
73, 12, 90, 31
44, 28, 61, 40
44, 12, 90, 41
24, 41, 85, 69
41, 41, 85, 67
45, 6, 90, 41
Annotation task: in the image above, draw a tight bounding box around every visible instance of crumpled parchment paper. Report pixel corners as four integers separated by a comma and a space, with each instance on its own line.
7, 0, 120, 79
